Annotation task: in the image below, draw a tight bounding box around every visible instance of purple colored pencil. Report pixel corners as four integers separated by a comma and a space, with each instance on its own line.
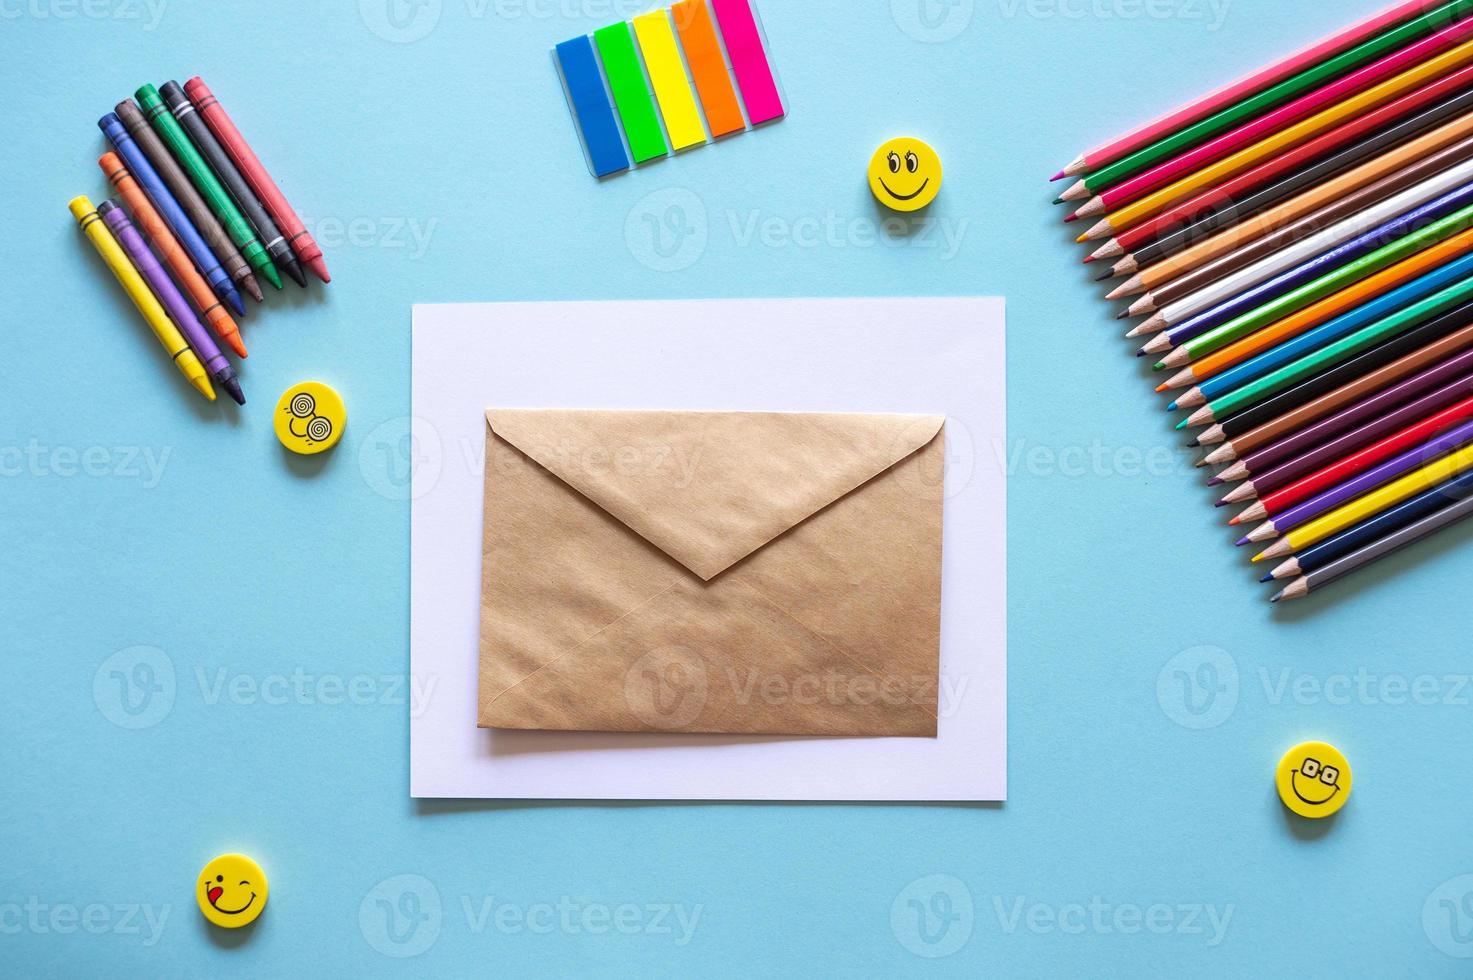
98, 201, 245, 406
1233, 371, 1473, 498
1237, 416, 1473, 544
1221, 347, 1473, 479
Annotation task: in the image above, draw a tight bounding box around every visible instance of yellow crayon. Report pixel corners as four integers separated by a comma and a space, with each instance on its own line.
68, 195, 215, 402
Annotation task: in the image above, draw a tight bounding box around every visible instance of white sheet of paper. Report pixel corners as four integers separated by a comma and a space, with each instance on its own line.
410, 298, 1006, 800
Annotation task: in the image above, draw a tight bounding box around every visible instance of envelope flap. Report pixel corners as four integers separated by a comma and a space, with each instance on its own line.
486, 410, 944, 580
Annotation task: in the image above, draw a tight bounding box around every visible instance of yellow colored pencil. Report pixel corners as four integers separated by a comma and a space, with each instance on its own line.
1252, 442, 1473, 561
69, 195, 216, 402
1076, 37, 1473, 238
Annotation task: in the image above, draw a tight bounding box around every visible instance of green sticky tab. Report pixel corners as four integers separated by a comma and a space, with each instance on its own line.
593, 22, 668, 163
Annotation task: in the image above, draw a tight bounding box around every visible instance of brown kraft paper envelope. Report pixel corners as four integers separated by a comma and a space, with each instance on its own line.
478, 409, 945, 736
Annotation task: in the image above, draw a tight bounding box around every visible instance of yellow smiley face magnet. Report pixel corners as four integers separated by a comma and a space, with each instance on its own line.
1276, 741, 1352, 818
197, 853, 268, 928
274, 382, 345, 455
868, 137, 942, 212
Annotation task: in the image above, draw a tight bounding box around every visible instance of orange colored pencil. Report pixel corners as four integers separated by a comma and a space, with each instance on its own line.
1157, 226, 1473, 389
1119, 108, 1473, 294
98, 152, 248, 359
1073, 37, 1473, 238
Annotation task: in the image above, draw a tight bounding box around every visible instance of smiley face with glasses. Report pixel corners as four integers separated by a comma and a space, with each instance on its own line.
1276, 741, 1353, 818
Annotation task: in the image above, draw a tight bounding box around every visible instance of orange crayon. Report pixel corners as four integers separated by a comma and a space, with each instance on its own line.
98, 152, 247, 359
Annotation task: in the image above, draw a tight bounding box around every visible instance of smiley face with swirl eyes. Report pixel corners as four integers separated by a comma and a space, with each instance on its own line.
273, 382, 346, 455
868, 138, 942, 212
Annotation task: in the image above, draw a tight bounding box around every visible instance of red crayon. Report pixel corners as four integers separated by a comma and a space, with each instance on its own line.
183, 76, 329, 284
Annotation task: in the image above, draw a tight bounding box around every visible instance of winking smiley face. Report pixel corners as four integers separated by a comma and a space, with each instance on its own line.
197, 853, 268, 928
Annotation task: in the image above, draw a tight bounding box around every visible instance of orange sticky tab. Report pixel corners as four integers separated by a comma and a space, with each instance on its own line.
672, 0, 746, 138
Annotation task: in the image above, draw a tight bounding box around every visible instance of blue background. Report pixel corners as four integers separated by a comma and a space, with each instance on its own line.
4, 0, 1473, 974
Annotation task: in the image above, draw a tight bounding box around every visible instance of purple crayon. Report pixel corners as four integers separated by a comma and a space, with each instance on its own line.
99, 200, 245, 406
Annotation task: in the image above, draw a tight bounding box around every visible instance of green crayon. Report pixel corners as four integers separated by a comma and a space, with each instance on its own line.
135, 83, 282, 290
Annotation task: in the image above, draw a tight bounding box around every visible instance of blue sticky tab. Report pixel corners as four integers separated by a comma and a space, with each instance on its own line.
556, 35, 630, 178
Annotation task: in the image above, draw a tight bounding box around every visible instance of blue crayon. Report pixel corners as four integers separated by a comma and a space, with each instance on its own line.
98, 112, 245, 318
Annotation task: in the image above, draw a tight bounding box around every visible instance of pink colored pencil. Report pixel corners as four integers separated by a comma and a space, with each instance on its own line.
1079, 16, 1473, 213
1054, 0, 1446, 179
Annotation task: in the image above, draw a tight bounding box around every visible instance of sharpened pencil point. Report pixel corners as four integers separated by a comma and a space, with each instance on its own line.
1152, 361, 1166, 371
1166, 401, 1178, 412
1085, 257, 1099, 268
1115, 309, 1129, 320
1259, 574, 1273, 583
1235, 535, 1250, 547
1175, 418, 1191, 431
1215, 501, 1230, 509
1207, 476, 1223, 487
1052, 197, 1064, 205
1154, 382, 1169, 393
1136, 349, 1148, 358
1227, 515, 1240, 526
1270, 592, 1282, 603
1050, 170, 1066, 182
1064, 213, 1078, 224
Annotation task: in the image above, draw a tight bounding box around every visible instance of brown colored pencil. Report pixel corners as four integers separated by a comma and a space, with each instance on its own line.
1096, 107, 1473, 286
1114, 134, 1473, 313
1200, 322, 1473, 464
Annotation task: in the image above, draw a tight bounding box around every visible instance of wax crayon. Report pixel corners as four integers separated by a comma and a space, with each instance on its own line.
99, 201, 245, 406
135, 83, 282, 291
68, 195, 214, 402
184, 77, 329, 284
100, 153, 247, 359
114, 99, 263, 304
98, 112, 245, 317
159, 81, 306, 288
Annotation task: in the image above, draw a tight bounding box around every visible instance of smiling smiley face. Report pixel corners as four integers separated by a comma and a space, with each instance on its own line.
197, 854, 268, 928
1276, 741, 1352, 819
868, 138, 942, 212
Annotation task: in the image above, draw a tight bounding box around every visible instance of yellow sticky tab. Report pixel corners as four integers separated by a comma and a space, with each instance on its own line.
632, 10, 707, 150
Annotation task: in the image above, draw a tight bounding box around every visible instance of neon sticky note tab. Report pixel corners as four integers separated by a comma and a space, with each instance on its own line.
593, 22, 669, 163
710, 0, 783, 125
555, 36, 630, 177
672, 0, 746, 137
632, 10, 707, 150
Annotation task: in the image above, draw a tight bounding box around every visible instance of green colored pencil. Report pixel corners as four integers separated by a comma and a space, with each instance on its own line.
1059, 0, 1473, 201
1155, 203, 1473, 368
1176, 274, 1473, 429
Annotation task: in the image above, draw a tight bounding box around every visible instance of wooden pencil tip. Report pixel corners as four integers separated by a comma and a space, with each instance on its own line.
1216, 501, 1231, 510
1050, 170, 1067, 182
1154, 382, 1168, 393
1075, 232, 1090, 244
1052, 197, 1065, 205
1064, 213, 1078, 224
1115, 309, 1130, 320
1235, 535, 1251, 547
1136, 349, 1149, 358
1084, 256, 1098, 266
1227, 515, 1240, 526
1259, 573, 1274, 584
1095, 269, 1113, 280
1207, 476, 1223, 487
1166, 401, 1178, 411
1175, 418, 1191, 431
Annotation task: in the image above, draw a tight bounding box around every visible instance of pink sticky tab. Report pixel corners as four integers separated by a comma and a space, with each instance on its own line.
710, 0, 783, 125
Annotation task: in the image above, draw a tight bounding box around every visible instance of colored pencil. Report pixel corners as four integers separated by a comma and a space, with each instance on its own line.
1072, 40, 1473, 234
1264, 469, 1473, 580
1116, 134, 1473, 309
1218, 371, 1473, 501
1230, 396, 1473, 520
1096, 93, 1473, 271
1127, 159, 1473, 329
1272, 490, 1473, 600
1193, 308, 1473, 450
1164, 239, 1473, 397
1080, 67, 1473, 245
1064, 15, 1473, 205
1057, 0, 1465, 178
1143, 201, 1473, 359
1261, 438, 1473, 555
1180, 274, 1473, 429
